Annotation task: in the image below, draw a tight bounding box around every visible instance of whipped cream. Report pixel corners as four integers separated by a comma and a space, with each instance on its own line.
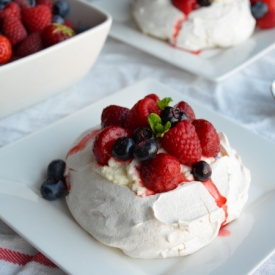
65, 128, 251, 258
132, 0, 256, 51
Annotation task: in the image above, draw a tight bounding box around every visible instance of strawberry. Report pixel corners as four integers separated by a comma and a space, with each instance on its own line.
16, 32, 43, 57
101, 105, 130, 128
161, 120, 202, 165
140, 153, 183, 193
2, 16, 27, 45
144, 94, 160, 102
1, 2, 21, 19
124, 97, 161, 132
92, 126, 132, 165
42, 23, 75, 47
22, 5, 52, 33
171, 0, 198, 15
174, 101, 196, 122
192, 119, 220, 158
36, 0, 53, 9
0, 35, 12, 65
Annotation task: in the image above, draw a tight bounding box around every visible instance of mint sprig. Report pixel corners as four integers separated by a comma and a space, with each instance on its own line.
157, 97, 173, 110
148, 113, 171, 138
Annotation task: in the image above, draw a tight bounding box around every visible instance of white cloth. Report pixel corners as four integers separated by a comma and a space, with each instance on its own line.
0, 37, 275, 274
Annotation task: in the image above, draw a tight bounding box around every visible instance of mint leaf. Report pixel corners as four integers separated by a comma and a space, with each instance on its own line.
157, 97, 173, 110
148, 113, 171, 138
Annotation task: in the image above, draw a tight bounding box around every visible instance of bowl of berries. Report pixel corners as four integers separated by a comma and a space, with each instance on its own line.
0, 0, 112, 119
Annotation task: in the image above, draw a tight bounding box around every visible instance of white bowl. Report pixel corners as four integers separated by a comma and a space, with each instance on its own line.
0, 0, 112, 119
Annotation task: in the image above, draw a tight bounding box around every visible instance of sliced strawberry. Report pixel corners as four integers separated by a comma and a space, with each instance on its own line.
101, 105, 130, 128
161, 120, 202, 165
92, 126, 132, 165
124, 97, 161, 132
192, 119, 220, 158
140, 153, 183, 193
174, 101, 196, 122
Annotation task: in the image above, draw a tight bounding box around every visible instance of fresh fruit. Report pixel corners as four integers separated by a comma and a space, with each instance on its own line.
251, 1, 268, 18
93, 126, 132, 165
161, 120, 202, 165
174, 101, 196, 122
22, 5, 52, 33
53, 0, 69, 17
257, 10, 275, 29
40, 177, 65, 201
160, 106, 188, 127
192, 160, 212, 181
133, 127, 155, 143
47, 159, 66, 179
52, 14, 64, 24
64, 18, 73, 29
171, 0, 198, 15
140, 153, 183, 193
197, 0, 212, 7
13, 0, 32, 9
192, 119, 220, 158
124, 97, 161, 131
42, 23, 75, 47
101, 105, 130, 128
0, 34, 12, 64
133, 138, 158, 162
1, 2, 21, 19
75, 24, 89, 34
2, 16, 27, 45
16, 32, 43, 57
36, 0, 52, 9
112, 137, 135, 161
144, 93, 160, 101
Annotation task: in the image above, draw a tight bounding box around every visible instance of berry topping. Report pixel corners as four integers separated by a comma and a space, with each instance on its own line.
53, 0, 69, 17
133, 138, 158, 162
47, 159, 66, 179
40, 178, 65, 201
192, 119, 220, 158
0, 35, 12, 64
192, 161, 212, 181
197, 0, 212, 7
174, 101, 196, 122
160, 106, 188, 127
133, 127, 155, 143
93, 126, 132, 165
161, 120, 202, 165
171, 0, 198, 15
112, 137, 135, 161
251, 1, 268, 18
144, 93, 160, 101
140, 153, 183, 193
124, 97, 161, 131
101, 105, 130, 128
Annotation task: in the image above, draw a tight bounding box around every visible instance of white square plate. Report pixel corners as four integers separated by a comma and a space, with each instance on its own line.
92, 0, 275, 82
0, 78, 275, 275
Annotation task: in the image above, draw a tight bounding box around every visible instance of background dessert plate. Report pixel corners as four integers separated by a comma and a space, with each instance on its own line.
91, 0, 275, 82
0, 78, 274, 275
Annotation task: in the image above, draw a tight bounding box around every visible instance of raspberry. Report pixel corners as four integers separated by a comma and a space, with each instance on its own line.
124, 97, 161, 132
92, 126, 132, 165
174, 101, 196, 122
257, 10, 275, 29
192, 119, 220, 158
171, 0, 198, 15
36, 0, 53, 9
0, 35, 12, 65
161, 120, 202, 165
140, 153, 183, 194
2, 16, 27, 45
16, 32, 43, 57
101, 105, 130, 128
144, 94, 160, 101
22, 5, 52, 33
13, 0, 32, 10
64, 19, 74, 29
1, 2, 21, 19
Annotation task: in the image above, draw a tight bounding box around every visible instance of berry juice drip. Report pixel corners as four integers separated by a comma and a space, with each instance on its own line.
67, 129, 101, 157
172, 16, 185, 47
202, 179, 228, 226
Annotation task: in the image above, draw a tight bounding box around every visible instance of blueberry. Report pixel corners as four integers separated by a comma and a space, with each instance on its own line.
112, 137, 135, 161
0, 3, 5, 9
251, 2, 268, 19
160, 107, 188, 127
26, 0, 36, 7
76, 25, 89, 34
47, 159, 66, 179
52, 14, 65, 24
0, 0, 11, 6
53, 0, 70, 17
192, 161, 212, 182
40, 178, 65, 201
197, 0, 212, 6
133, 139, 158, 162
133, 127, 155, 143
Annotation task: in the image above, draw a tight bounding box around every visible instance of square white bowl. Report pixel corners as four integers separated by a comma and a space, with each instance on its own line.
0, 0, 112, 119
